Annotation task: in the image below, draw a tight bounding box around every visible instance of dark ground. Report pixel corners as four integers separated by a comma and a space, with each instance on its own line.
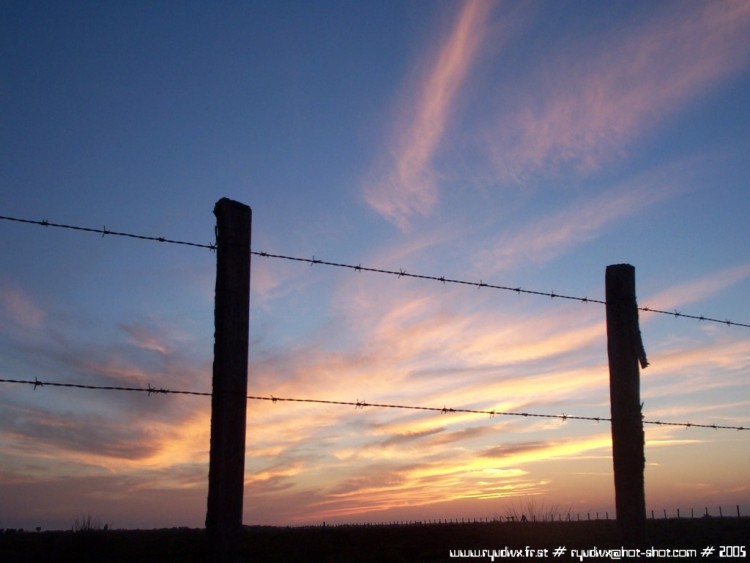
1, 518, 747, 562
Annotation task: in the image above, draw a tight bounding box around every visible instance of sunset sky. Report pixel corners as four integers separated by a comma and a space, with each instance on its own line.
2, 1, 749, 530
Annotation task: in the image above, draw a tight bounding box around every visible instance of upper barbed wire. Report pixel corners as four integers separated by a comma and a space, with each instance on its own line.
252, 252, 750, 328
0, 377, 747, 432
0, 214, 217, 250
1, 213, 748, 328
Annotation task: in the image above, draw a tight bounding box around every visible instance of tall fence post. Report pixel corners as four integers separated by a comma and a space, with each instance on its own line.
206, 198, 251, 562
606, 264, 648, 547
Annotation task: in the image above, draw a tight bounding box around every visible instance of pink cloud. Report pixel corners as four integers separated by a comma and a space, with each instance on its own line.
363, 0, 494, 230
641, 263, 750, 314
476, 171, 679, 274
119, 322, 172, 355
0, 284, 45, 329
492, 1, 750, 181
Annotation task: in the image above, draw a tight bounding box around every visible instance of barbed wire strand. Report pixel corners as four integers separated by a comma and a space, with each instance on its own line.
251, 251, 750, 329
0, 215, 216, 250
1, 214, 748, 329
1, 378, 746, 432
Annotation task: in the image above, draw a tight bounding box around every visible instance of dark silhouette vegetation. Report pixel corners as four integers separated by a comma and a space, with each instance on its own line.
1, 518, 747, 562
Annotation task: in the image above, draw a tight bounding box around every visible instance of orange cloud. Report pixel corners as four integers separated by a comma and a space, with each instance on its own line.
291, 433, 612, 522
241, 238, 749, 525
119, 322, 173, 355
363, 0, 494, 229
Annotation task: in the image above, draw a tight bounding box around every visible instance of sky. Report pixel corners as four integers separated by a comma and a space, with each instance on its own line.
1, 0, 749, 530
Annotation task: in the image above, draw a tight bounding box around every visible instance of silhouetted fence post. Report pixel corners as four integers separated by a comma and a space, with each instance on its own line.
606, 264, 648, 547
206, 198, 251, 562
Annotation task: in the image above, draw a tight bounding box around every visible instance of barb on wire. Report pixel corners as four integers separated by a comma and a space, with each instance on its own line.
0, 377, 212, 397
637, 306, 746, 328
0, 215, 216, 250
1, 378, 748, 432
250, 251, 750, 329
251, 250, 608, 305
2, 213, 748, 328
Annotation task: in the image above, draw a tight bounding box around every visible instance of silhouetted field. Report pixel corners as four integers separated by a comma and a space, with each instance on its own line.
1, 518, 747, 562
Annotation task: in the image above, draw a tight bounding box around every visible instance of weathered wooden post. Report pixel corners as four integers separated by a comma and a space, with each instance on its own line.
606, 264, 648, 547
206, 198, 251, 561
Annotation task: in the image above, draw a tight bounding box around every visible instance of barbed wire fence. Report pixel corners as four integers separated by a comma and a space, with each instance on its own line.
1, 211, 749, 532
0, 213, 748, 429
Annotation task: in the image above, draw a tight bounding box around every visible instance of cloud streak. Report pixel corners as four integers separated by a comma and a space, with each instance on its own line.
475, 162, 683, 274
491, 0, 750, 181
641, 264, 750, 314
363, 0, 493, 229
237, 247, 750, 523
0, 283, 46, 330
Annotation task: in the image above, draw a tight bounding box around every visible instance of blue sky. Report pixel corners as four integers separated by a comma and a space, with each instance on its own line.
1, 0, 749, 530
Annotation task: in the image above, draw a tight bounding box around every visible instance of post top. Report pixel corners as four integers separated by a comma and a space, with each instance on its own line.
214, 198, 251, 215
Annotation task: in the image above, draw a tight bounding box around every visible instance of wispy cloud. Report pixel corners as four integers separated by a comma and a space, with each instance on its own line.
239, 226, 750, 523
119, 321, 173, 355
641, 264, 750, 314
0, 283, 45, 330
476, 170, 680, 274
491, 1, 750, 181
362, 0, 494, 230
642, 338, 750, 404
266, 432, 613, 523
238, 272, 621, 523
0, 300, 213, 487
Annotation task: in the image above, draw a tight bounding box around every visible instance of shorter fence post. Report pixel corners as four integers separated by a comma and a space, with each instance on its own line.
606, 264, 647, 547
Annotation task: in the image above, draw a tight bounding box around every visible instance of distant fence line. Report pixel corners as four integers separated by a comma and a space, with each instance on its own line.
0, 377, 747, 432
0, 505, 744, 534
304, 504, 746, 528
2, 214, 749, 329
